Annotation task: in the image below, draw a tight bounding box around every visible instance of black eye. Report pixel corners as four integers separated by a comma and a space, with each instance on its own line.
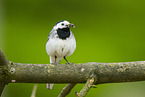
61, 23, 64, 26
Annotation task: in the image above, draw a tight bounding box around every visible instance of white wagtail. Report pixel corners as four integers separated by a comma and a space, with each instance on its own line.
46, 20, 76, 89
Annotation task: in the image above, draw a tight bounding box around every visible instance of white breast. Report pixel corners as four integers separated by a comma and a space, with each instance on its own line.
46, 32, 76, 58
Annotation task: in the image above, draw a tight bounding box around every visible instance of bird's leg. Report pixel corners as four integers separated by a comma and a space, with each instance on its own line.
64, 56, 70, 64
50, 56, 55, 64
55, 56, 57, 64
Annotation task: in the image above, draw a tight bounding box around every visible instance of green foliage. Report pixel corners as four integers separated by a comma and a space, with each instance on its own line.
1, 0, 145, 97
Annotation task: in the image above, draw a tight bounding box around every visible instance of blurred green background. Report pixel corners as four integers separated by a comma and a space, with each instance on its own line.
1, 0, 145, 97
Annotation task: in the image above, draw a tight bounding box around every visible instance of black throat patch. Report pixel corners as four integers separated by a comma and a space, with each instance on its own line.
57, 28, 70, 40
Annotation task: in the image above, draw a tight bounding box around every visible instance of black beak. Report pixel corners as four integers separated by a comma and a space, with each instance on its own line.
68, 24, 75, 28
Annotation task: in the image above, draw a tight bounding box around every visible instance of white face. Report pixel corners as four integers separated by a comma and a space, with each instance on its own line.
53, 20, 71, 30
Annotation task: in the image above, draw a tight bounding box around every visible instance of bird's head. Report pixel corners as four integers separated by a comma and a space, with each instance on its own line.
53, 20, 75, 30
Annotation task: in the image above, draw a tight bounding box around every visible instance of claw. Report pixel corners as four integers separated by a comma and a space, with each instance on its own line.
66, 62, 70, 64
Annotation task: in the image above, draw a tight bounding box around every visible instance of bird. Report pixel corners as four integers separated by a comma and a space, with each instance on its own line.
46, 20, 76, 64
46, 20, 76, 89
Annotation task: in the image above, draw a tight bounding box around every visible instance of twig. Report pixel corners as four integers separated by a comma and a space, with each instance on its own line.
75, 78, 95, 97
31, 84, 38, 97
58, 83, 76, 97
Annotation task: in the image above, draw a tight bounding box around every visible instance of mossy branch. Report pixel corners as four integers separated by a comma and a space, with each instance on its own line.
1, 49, 145, 96
6, 62, 145, 84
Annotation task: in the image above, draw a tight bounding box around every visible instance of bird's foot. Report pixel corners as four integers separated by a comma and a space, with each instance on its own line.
50, 63, 57, 65
66, 62, 70, 64
66, 62, 74, 65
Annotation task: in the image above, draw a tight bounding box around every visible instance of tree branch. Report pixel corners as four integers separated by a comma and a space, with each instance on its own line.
0, 49, 10, 96
6, 62, 145, 84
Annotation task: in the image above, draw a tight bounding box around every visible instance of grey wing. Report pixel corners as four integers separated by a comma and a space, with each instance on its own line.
47, 29, 55, 42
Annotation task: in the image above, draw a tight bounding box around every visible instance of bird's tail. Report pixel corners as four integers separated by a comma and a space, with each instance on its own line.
47, 56, 62, 89
46, 83, 54, 89
46, 56, 55, 89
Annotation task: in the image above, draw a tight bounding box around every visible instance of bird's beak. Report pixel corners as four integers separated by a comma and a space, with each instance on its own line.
68, 23, 75, 28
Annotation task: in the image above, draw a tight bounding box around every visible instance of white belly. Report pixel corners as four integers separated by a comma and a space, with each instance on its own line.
46, 36, 76, 58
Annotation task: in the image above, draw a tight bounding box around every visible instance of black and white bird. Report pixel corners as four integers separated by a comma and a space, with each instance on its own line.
46, 20, 76, 64
46, 20, 76, 89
